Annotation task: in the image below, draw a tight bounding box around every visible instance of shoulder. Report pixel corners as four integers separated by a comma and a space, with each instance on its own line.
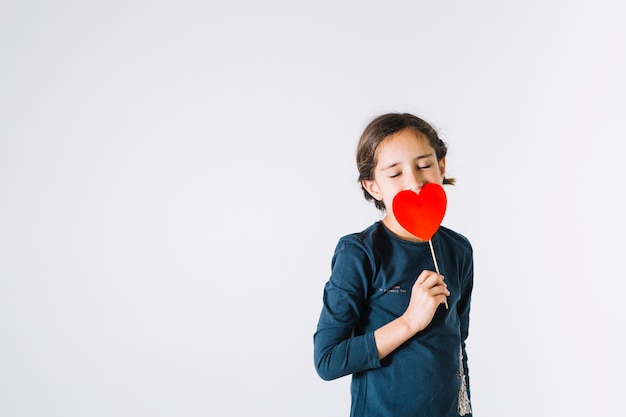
437, 226, 473, 255
327, 223, 385, 286
331, 222, 387, 266
335, 222, 385, 252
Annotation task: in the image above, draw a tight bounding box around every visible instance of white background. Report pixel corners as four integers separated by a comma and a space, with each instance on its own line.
1, 1, 625, 416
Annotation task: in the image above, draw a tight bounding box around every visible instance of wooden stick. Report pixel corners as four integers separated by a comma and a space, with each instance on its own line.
429, 239, 448, 310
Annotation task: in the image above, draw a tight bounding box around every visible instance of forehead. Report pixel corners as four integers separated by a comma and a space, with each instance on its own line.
375, 128, 434, 164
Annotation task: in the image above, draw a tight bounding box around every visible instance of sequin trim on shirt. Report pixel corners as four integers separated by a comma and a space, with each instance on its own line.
457, 347, 472, 416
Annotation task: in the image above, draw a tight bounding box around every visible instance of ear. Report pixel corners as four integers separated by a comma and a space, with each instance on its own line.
438, 157, 446, 178
362, 179, 382, 201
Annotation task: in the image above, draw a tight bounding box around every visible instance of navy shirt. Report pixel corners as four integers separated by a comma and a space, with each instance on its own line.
314, 222, 473, 417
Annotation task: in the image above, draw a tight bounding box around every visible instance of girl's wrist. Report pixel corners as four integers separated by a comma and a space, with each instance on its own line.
399, 313, 424, 336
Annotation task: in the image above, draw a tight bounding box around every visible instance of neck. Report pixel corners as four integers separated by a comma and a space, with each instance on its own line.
382, 214, 426, 242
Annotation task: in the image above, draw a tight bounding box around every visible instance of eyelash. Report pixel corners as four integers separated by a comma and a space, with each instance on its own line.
389, 165, 431, 178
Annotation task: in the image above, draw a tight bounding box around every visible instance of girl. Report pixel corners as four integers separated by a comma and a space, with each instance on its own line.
314, 113, 474, 417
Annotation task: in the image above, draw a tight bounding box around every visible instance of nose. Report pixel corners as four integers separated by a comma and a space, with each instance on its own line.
405, 169, 424, 192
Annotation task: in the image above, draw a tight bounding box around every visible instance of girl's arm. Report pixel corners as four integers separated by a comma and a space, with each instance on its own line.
373, 269, 449, 359
314, 240, 451, 379
314, 240, 380, 381
458, 252, 474, 400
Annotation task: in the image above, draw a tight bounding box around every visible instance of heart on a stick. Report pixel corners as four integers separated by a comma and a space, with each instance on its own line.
392, 183, 447, 240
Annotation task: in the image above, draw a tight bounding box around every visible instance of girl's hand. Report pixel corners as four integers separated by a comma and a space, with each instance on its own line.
401, 270, 449, 334
373, 270, 449, 359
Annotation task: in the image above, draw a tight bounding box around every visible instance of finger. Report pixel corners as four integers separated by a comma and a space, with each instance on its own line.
415, 269, 436, 284
439, 295, 449, 307
422, 273, 446, 289
429, 283, 450, 297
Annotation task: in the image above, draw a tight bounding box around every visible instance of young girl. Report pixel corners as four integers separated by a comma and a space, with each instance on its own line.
314, 113, 474, 417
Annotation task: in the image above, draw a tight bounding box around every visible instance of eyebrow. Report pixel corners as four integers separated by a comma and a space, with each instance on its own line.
380, 153, 434, 170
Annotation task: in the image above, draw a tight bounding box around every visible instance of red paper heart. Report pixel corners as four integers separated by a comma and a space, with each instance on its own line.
392, 183, 447, 240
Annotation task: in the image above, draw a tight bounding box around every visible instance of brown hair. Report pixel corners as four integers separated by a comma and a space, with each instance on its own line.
356, 113, 455, 210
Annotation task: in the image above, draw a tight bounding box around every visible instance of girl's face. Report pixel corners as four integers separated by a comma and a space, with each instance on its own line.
362, 128, 446, 241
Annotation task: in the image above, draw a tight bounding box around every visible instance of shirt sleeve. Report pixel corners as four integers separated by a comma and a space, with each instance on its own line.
313, 238, 381, 381
458, 245, 474, 401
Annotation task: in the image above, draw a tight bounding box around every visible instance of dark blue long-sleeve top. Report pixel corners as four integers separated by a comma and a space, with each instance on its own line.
314, 221, 474, 417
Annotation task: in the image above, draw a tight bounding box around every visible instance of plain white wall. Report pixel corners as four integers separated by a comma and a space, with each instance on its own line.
1, 1, 624, 416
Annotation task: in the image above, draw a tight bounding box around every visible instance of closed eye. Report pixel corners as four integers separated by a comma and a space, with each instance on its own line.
418, 164, 431, 170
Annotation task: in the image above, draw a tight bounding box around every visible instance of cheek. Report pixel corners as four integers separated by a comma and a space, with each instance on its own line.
429, 167, 445, 182
382, 183, 403, 198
